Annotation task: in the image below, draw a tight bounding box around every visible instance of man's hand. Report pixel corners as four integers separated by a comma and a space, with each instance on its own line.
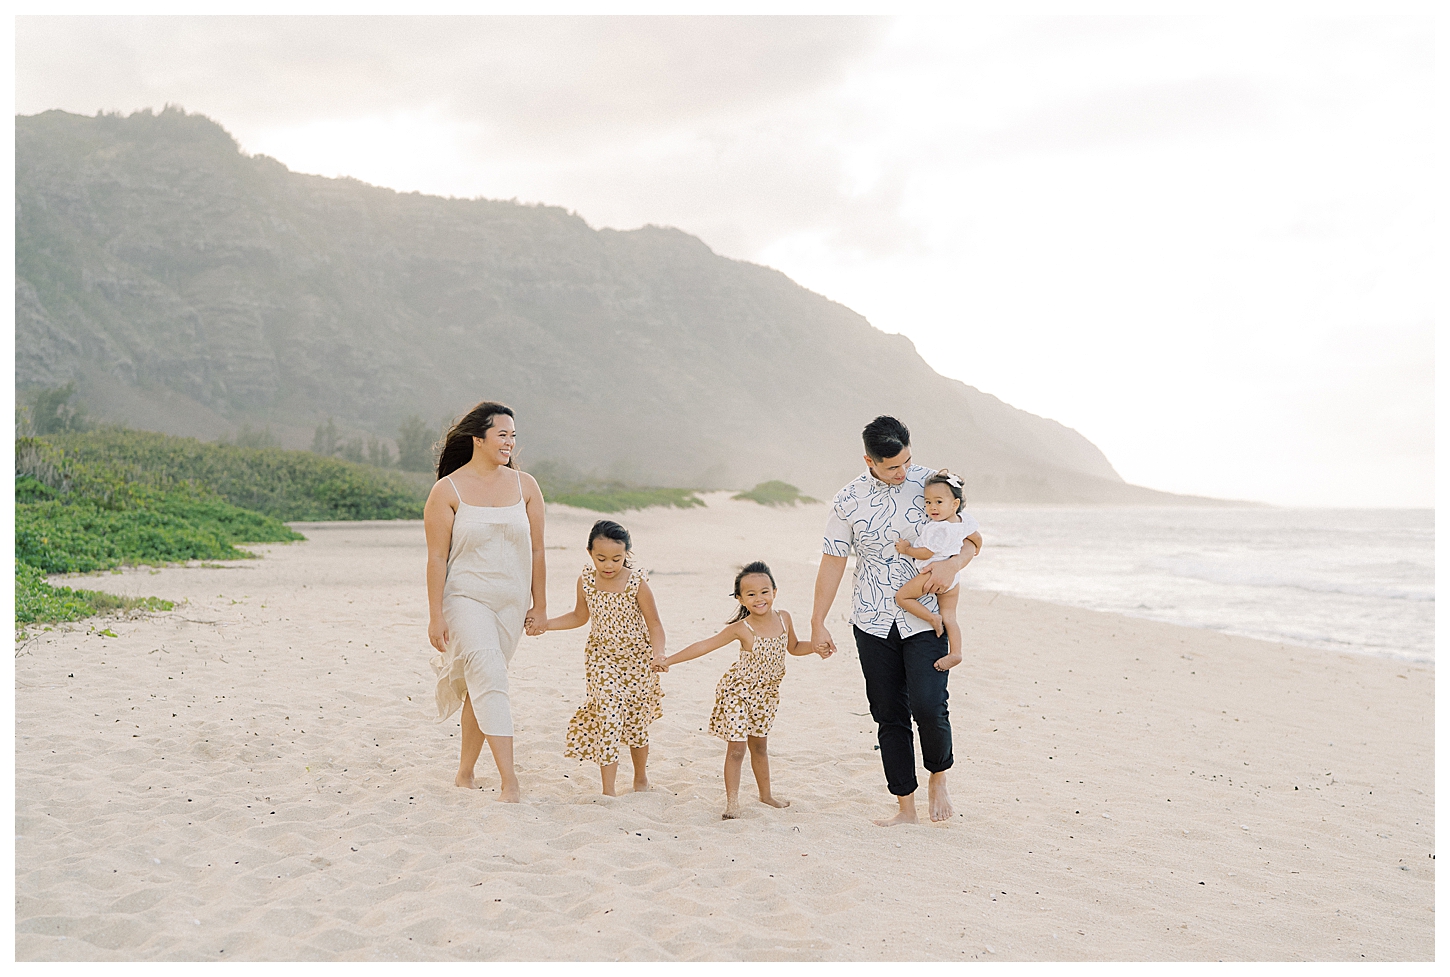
812, 623, 837, 658
922, 560, 958, 595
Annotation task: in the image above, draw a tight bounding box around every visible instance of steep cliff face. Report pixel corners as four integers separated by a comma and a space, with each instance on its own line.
17, 107, 1167, 501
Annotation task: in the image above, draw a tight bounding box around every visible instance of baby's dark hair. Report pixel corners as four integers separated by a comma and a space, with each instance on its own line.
924, 469, 965, 512
587, 519, 633, 567
726, 560, 776, 624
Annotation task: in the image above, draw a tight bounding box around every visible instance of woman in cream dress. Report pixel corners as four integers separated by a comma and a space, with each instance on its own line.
424, 401, 547, 801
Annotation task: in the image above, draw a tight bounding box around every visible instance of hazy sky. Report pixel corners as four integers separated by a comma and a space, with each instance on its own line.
14, 15, 1434, 506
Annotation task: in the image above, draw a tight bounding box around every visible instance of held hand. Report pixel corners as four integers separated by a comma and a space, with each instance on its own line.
428, 617, 450, 655
523, 606, 546, 636
811, 624, 837, 659
652, 653, 670, 673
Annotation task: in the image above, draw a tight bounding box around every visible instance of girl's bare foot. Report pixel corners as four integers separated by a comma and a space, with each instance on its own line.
499, 778, 521, 803
933, 651, 962, 671
722, 798, 743, 820
759, 795, 790, 809
455, 773, 481, 789
928, 612, 944, 637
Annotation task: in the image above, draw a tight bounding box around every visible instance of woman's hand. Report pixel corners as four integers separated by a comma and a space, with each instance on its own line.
428, 616, 450, 654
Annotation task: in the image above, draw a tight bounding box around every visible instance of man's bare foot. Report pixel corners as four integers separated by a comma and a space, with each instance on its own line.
928, 612, 944, 637
873, 809, 918, 827
873, 794, 919, 827
759, 795, 790, 809
454, 773, 480, 789
928, 772, 953, 821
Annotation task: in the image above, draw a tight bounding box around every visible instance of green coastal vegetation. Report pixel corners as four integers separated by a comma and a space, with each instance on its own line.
12, 423, 432, 630
732, 480, 819, 507
528, 461, 705, 513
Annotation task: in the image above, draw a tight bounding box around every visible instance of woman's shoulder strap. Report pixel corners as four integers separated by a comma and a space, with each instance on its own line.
443, 474, 461, 504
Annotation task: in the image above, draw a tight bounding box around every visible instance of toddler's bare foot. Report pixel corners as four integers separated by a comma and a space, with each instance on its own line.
934, 652, 962, 671
928, 613, 944, 637
454, 773, 481, 789
759, 795, 790, 809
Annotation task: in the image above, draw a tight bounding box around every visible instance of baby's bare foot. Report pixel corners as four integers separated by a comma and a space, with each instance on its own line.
934, 652, 962, 671
759, 795, 791, 809
929, 613, 944, 637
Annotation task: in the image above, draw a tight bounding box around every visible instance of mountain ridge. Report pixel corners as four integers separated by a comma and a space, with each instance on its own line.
17, 107, 1221, 504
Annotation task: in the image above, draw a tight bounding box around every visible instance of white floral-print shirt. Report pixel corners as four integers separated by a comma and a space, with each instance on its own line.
822, 464, 976, 639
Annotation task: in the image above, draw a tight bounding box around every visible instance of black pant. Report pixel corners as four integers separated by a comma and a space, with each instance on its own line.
854, 624, 953, 796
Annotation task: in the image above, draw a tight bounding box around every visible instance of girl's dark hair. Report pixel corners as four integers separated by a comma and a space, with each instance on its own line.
924, 468, 965, 512
436, 401, 515, 480
587, 520, 633, 567
727, 560, 776, 624
863, 415, 911, 462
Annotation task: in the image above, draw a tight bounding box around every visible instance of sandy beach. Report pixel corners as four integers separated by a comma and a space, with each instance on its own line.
14, 494, 1434, 961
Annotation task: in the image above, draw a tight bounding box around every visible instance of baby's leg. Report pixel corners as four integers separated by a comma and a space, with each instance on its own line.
747, 735, 789, 809
723, 741, 747, 819
934, 586, 963, 671
895, 572, 944, 636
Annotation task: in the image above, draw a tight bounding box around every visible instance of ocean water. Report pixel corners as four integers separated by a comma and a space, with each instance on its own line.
963, 506, 1434, 663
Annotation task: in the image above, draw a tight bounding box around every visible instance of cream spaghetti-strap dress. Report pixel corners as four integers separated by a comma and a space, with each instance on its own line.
431, 469, 532, 736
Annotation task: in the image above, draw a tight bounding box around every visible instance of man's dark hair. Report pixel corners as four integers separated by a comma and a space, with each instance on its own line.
862, 415, 911, 462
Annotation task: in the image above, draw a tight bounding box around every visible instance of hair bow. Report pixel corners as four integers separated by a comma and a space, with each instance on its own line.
937, 468, 963, 489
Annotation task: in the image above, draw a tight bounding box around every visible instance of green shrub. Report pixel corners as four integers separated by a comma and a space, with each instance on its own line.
44, 428, 425, 520
732, 480, 819, 507
15, 559, 173, 626
549, 488, 706, 513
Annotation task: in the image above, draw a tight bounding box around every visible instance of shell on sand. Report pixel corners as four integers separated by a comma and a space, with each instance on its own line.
15, 494, 1433, 960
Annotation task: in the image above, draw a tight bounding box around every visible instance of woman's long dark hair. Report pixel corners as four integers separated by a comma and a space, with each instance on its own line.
727, 560, 776, 624
436, 401, 515, 480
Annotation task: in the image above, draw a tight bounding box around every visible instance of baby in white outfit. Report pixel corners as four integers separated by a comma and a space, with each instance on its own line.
893, 469, 980, 670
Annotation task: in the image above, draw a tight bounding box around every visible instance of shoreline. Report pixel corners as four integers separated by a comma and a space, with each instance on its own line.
17, 504, 1433, 960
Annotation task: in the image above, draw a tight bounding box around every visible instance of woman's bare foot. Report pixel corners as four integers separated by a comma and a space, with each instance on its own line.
873, 793, 919, 827
928, 612, 944, 637
632, 777, 652, 792
933, 651, 962, 671
759, 795, 790, 809
927, 771, 953, 821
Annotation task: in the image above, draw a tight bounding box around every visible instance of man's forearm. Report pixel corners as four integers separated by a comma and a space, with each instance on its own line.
812, 555, 847, 625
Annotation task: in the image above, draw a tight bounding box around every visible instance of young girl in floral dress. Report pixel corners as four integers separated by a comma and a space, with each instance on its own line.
543, 520, 667, 796
658, 561, 826, 818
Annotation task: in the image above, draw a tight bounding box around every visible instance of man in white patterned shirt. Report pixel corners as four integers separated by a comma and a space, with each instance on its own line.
810, 415, 982, 826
